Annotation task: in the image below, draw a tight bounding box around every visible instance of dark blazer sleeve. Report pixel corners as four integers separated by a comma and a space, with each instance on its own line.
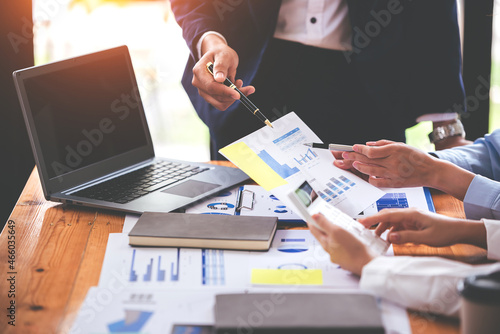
170, 1, 225, 60
170, 0, 281, 134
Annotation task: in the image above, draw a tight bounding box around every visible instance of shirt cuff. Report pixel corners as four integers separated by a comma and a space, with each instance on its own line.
416, 113, 458, 123
463, 175, 500, 220
196, 31, 228, 60
483, 219, 500, 260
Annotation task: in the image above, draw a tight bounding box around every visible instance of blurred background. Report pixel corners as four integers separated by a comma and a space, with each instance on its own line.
0, 0, 497, 226
33, 0, 211, 162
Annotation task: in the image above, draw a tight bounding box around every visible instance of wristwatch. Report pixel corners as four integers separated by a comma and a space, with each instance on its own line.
428, 119, 465, 143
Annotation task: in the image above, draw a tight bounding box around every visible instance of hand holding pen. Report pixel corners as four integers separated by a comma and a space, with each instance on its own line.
206, 62, 273, 128
191, 34, 255, 111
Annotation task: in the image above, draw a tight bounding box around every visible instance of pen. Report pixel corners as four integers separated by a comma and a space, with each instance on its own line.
206, 62, 273, 129
303, 143, 354, 152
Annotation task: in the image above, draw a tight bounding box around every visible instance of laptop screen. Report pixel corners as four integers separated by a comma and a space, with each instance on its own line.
23, 51, 148, 179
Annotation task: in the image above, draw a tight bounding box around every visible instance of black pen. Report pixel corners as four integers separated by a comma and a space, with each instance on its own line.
206, 62, 273, 128
303, 143, 354, 151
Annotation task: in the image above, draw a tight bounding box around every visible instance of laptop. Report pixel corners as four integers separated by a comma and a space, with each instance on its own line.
13, 45, 249, 214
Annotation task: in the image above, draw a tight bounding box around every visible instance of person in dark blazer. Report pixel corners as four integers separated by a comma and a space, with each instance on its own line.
171, 0, 469, 159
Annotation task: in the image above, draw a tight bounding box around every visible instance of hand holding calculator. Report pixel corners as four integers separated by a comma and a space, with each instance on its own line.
288, 181, 389, 255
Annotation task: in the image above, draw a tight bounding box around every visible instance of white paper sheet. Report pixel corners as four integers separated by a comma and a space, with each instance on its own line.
355, 186, 435, 219
237, 185, 303, 222
70, 287, 410, 334
98, 229, 363, 290
219, 112, 385, 217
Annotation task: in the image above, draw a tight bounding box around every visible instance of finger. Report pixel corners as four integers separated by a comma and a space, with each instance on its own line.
199, 91, 236, 111
387, 230, 429, 244
193, 71, 240, 100
238, 85, 256, 97
374, 221, 394, 236
312, 213, 337, 235
353, 144, 395, 159
365, 140, 395, 146
331, 151, 343, 159
352, 161, 389, 178
333, 159, 353, 170
341, 151, 387, 166
213, 57, 231, 82
359, 209, 412, 228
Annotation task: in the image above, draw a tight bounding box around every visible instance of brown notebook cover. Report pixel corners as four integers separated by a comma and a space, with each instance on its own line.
214, 293, 385, 334
128, 212, 277, 250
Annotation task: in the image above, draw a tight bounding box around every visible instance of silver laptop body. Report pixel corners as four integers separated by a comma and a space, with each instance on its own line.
13, 45, 248, 214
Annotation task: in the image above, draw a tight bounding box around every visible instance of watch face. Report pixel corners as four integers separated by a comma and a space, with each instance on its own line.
429, 120, 465, 143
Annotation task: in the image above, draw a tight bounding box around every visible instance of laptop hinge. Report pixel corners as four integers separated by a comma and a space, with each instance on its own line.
62, 158, 155, 195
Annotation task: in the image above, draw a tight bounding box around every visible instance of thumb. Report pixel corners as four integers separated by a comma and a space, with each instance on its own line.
212, 60, 228, 83
388, 230, 427, 244
213, 49, 238, 83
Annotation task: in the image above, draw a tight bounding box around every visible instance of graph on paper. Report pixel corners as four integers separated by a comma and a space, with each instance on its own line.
201, 249, 226, 286
257, 150, 300, 179
316, 175, 357, 203
376, 193, 409, 210
108, 310, 153, 332
129, 248, 180, 283
293, 148, 318, 165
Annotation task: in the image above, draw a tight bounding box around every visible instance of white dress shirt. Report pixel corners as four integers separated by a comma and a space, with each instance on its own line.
360, 219, 500, 317
197, 0, 351, 58
273, 0, 352, 51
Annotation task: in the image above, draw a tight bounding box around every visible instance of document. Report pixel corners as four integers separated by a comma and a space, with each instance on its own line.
184, 185, 304, 222
355, 186, 435, 219
219, 112, 385, 217
184, 186, 240, 216
98, 233, 249, 289
98, 230, 359, 290
70, 286, 411, 334
237, 185, 303, 222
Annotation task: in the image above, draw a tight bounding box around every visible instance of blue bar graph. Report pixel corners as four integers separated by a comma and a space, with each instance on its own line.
143, 258, 153, 282
170, 248, 180, 281
339, 175, 356, 187
376, 193, 409, 211
201, 249, 225, 286
157, 256, 166, 282
108, 310, 153, 332
257, 150, 299, 178
129, 249, 138, 282
294, 148, 318, 165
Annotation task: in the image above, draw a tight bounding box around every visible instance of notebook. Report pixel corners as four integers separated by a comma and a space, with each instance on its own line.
13, 45, 249, 214
128, 212, 277, 250
214, 293, 385, 334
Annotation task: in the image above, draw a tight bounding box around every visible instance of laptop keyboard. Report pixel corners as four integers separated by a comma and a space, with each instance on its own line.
73, 161, 208, 204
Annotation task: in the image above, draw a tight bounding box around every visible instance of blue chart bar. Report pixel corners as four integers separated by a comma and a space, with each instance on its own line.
170, 248, 180, 281
339, 175, 356, 187
376, 193, 409, 211
201, 249, 225, 286
257, 150, 299, 178
143, 258, 153, 282
281, 238, 306, 242
294, 148, 318, 165
330, 177, 349, 191
202, 249, 206, 285
157, 256, 166, 282
108, 310, 153, 332
273, 127, 300, 145
129, 249, 138, 282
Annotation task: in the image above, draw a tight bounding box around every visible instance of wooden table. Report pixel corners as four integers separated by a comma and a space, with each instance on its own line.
0, 163, 489, 333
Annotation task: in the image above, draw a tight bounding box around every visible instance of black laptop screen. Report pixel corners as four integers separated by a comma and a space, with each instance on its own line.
24, 52, 148, 179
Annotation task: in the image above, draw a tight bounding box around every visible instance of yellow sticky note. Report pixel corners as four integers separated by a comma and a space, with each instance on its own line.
251, 269, 323, 285
219, 142, 287, 191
